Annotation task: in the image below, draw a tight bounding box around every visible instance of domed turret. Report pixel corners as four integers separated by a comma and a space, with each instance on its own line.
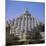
24, 8, 31, 16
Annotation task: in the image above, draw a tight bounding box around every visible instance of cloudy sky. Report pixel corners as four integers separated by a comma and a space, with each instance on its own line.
6, 0, 45, 24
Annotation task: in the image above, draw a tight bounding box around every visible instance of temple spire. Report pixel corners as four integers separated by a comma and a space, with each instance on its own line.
25, 8, 29, 13
24, 8, 31, 16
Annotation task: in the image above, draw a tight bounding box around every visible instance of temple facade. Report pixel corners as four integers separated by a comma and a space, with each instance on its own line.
6, 10, 39, 41
7, 10, 40, 41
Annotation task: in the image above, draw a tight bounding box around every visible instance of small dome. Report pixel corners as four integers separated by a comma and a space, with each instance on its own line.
24, 8, 31, 16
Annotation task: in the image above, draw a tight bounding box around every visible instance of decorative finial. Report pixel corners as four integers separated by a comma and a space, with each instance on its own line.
25, 8, 29, 13
25, 8, 28, 11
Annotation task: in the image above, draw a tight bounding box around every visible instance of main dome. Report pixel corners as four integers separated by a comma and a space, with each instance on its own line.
10, 10, 39, 35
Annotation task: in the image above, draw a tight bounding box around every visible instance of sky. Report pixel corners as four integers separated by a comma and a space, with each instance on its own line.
6, 0, 45, 24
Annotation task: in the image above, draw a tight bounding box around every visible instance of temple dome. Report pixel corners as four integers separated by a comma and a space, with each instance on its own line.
10, 10, 38, 35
